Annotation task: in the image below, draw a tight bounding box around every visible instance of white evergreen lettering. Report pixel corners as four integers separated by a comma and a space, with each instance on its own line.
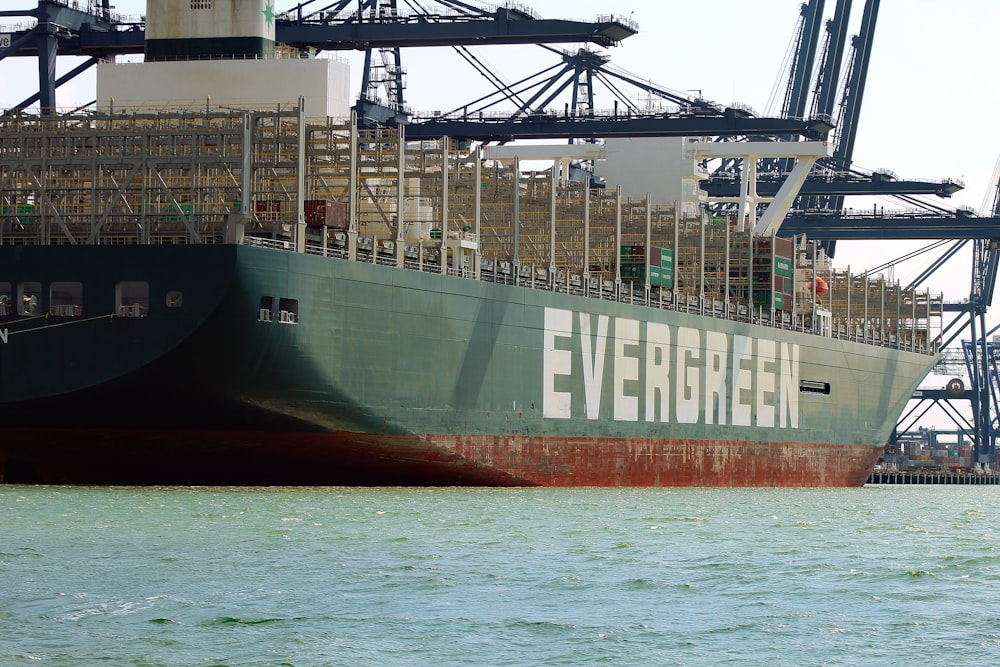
755, 338, 776, 427
675, 327, 700, 424
540, 310, 800, 430
730, 335, 753, 426
613, 318, 640, 421
704, 330, 728, 425
580, 312, 608, 420
779, 343, 800, 428
542, 308, 573, 419
645, 322, 670, 423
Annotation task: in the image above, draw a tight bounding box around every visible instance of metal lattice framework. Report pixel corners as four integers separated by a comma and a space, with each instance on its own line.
0, 107, 942, 356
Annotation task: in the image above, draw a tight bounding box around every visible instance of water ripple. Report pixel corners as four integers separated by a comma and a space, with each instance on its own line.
1, 485, 999, 665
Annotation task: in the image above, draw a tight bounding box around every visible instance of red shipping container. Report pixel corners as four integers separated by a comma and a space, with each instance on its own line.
305, 200, 349, 229
255, 200, 282, 216
774, 236, 793, 257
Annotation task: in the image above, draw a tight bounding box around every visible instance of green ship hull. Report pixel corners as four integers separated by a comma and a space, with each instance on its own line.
0, 243, 935, 485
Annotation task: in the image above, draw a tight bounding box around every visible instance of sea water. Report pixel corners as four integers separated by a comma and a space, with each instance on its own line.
1, 485, 998, 666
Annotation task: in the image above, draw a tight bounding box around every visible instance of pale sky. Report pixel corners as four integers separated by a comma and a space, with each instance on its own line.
2, 0, 998, 408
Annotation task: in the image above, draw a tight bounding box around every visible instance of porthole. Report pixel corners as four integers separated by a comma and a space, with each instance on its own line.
50, 281, 83, 317
799, 380, 831, 395
116, 281, 149, 318
18, 281, 42, 316
259, 296, 274, 322
0, 282, 10, 317
277, 298, 298, 324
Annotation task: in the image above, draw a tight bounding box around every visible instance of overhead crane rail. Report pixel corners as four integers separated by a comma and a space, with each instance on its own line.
780, 209, 1000, 240
405, 108, 834, 141
704, 172, 963, 199
1, 0, 640, 116
1, 3, 638, 58
276, 9, 639, 50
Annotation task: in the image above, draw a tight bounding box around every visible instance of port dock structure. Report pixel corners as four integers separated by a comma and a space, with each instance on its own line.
868, 470, 1000, 485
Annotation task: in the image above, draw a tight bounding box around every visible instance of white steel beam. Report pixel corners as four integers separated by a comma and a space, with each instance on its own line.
688, 140, 829, 235
477, 144, 606, 161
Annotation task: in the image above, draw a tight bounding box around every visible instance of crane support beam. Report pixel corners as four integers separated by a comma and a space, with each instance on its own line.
405, 112, 834, 141
785, 0, 825, 121
2, 28, 142, 60
912, 388, 974, 401
703, 176, 963, 198
754, 149, 827, 235
277, 13, 638, 50
943, 303, 982, 313
687, 140, 829, 236
2, 14, 636, 59
780, 213, 1000, 239
479, 144, 606, 161
0, 1, 124, 58
812, 0, 852, 119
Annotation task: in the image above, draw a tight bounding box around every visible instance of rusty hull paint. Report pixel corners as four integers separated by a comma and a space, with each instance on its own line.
443, 434, 880, 487
1, 427, 879, 487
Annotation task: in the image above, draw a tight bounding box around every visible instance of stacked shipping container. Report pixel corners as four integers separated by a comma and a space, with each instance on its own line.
752, 236, 794, 310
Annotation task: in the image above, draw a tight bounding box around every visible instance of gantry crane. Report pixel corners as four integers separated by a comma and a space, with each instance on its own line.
0, 1, 835, 141
276, 0, 639, 127
702, 1, 960, 225
695, 0, 1000, 462
908, 169, 1000, 466
0, 0, 637, 116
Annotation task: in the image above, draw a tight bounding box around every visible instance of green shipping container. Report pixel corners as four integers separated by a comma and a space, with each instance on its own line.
752, 290, 785, 310
774, 255, 794, 279
649, 247, 674, 288
659, 247, 673, 271
3, 205, 36, 224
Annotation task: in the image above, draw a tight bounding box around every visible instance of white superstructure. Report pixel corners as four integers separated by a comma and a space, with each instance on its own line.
97, 57, 351, 118
145, 0, 276, 59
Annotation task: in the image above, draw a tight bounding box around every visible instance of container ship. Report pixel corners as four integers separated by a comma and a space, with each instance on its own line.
0, 0, 941, 485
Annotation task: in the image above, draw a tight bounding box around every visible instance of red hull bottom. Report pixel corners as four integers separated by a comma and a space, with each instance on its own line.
0, 428, 881, 487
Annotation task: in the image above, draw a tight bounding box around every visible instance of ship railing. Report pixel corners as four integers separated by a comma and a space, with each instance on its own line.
243, 236, 935, 355
247, 236, 294, 251
304, 241, 349, 260
50, 304, 82, 317
116, 304, 147, 318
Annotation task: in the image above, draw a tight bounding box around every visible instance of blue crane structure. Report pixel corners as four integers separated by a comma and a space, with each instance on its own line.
3, 0, 999, 462
273, 2, 832, 139
699, 0, 1000, 464
895, 174, 1000, 466
275, 0, 640, 127
706, 0, 904, 224
702, 0, 956, 205
0, 0, 636, 115
0, 0, 837, 140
